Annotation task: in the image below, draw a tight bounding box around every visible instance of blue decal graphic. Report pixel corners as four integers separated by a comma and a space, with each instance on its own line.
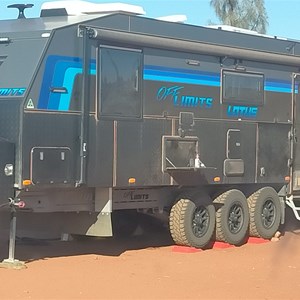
0, 88, 26, 96
144, 65, 294, 94
145, 65, 220, 87
157, 85, 213, 108
227, 105, 258, 118
38, 55, 96, 111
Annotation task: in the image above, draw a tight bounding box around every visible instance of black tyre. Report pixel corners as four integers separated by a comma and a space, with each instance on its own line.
248, 187, 281, 239
214, 189, 249, 245
169, 199, 215, 248
112, 210, 139, 238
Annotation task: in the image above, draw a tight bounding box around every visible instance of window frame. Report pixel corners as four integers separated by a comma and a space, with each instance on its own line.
97, 45, 143, 120
221, 69, 265, 106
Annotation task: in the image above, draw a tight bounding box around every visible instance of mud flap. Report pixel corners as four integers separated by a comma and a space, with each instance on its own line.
63, 187, 113, 236
84, 212, 112, 237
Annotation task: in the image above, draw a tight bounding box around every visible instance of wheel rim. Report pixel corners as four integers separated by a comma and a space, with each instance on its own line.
192, 206, 209, 238
261, 199, 276, 229
228, 204, 244, 234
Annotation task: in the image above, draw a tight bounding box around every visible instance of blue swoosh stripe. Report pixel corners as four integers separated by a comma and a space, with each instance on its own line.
144, 74, 220, 86
40, 58, 294, 112
39, 55, 96, 110
144, 65, 220, 86
144, 69, 220, 81
144, 65, 218, 77
264, 85, 292, 93
59, 67, 96, 111
48, 61, 81, 110
144, 65, 293, 94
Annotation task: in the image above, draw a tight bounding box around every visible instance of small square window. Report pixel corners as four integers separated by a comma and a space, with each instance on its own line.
222, 70, 264, 105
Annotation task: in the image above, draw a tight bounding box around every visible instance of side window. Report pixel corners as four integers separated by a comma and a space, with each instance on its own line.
98, 46, 142, 118
222, 70, 264, 105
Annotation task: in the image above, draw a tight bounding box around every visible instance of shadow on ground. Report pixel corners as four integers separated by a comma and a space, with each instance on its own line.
1, 206, 300, 263
0, 215, 174, 263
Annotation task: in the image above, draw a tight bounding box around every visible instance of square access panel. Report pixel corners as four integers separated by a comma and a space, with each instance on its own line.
30, 147, 74, 185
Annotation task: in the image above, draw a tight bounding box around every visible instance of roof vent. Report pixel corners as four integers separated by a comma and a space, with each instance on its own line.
40, 8, 68, 17
7, 3, 34, 19
40, 1, 145, 17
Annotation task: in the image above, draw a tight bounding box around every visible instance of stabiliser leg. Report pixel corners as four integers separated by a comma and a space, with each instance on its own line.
0, 199, 26, 269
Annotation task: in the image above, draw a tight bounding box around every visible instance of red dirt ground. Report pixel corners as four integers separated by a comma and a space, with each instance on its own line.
0, 208, 300, 299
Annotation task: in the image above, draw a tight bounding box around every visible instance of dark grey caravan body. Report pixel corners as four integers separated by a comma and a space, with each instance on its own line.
1, 6, 300, 250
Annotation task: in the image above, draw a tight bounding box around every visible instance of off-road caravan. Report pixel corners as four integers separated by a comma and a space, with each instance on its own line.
1, 1, 300, 265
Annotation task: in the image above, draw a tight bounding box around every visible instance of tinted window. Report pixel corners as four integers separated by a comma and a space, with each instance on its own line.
99, 47, 142, 118
222, 70, 264, 105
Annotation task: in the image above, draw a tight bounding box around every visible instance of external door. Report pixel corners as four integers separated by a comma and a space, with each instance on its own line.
97, 46, 145, 187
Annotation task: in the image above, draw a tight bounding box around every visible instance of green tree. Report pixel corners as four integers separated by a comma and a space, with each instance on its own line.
210, 0, 268, 34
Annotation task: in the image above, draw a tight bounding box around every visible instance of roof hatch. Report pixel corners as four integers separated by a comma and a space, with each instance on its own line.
40, 1, 146, 17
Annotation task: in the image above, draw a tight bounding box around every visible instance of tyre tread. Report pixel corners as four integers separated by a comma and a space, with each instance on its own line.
169, 199, 190, 246
247, 187, 281, 239
248, 191, 261, 237
214, 189, 249, 245
214, 190, 231, 242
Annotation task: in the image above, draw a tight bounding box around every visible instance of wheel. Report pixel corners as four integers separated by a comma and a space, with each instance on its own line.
247, 187, 281, 239
112, 210, 139, 238
169, 199, 215, 248
214, 189, 249, 245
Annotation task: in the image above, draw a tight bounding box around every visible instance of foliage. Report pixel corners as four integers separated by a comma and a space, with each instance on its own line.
210, 0, 268, 34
